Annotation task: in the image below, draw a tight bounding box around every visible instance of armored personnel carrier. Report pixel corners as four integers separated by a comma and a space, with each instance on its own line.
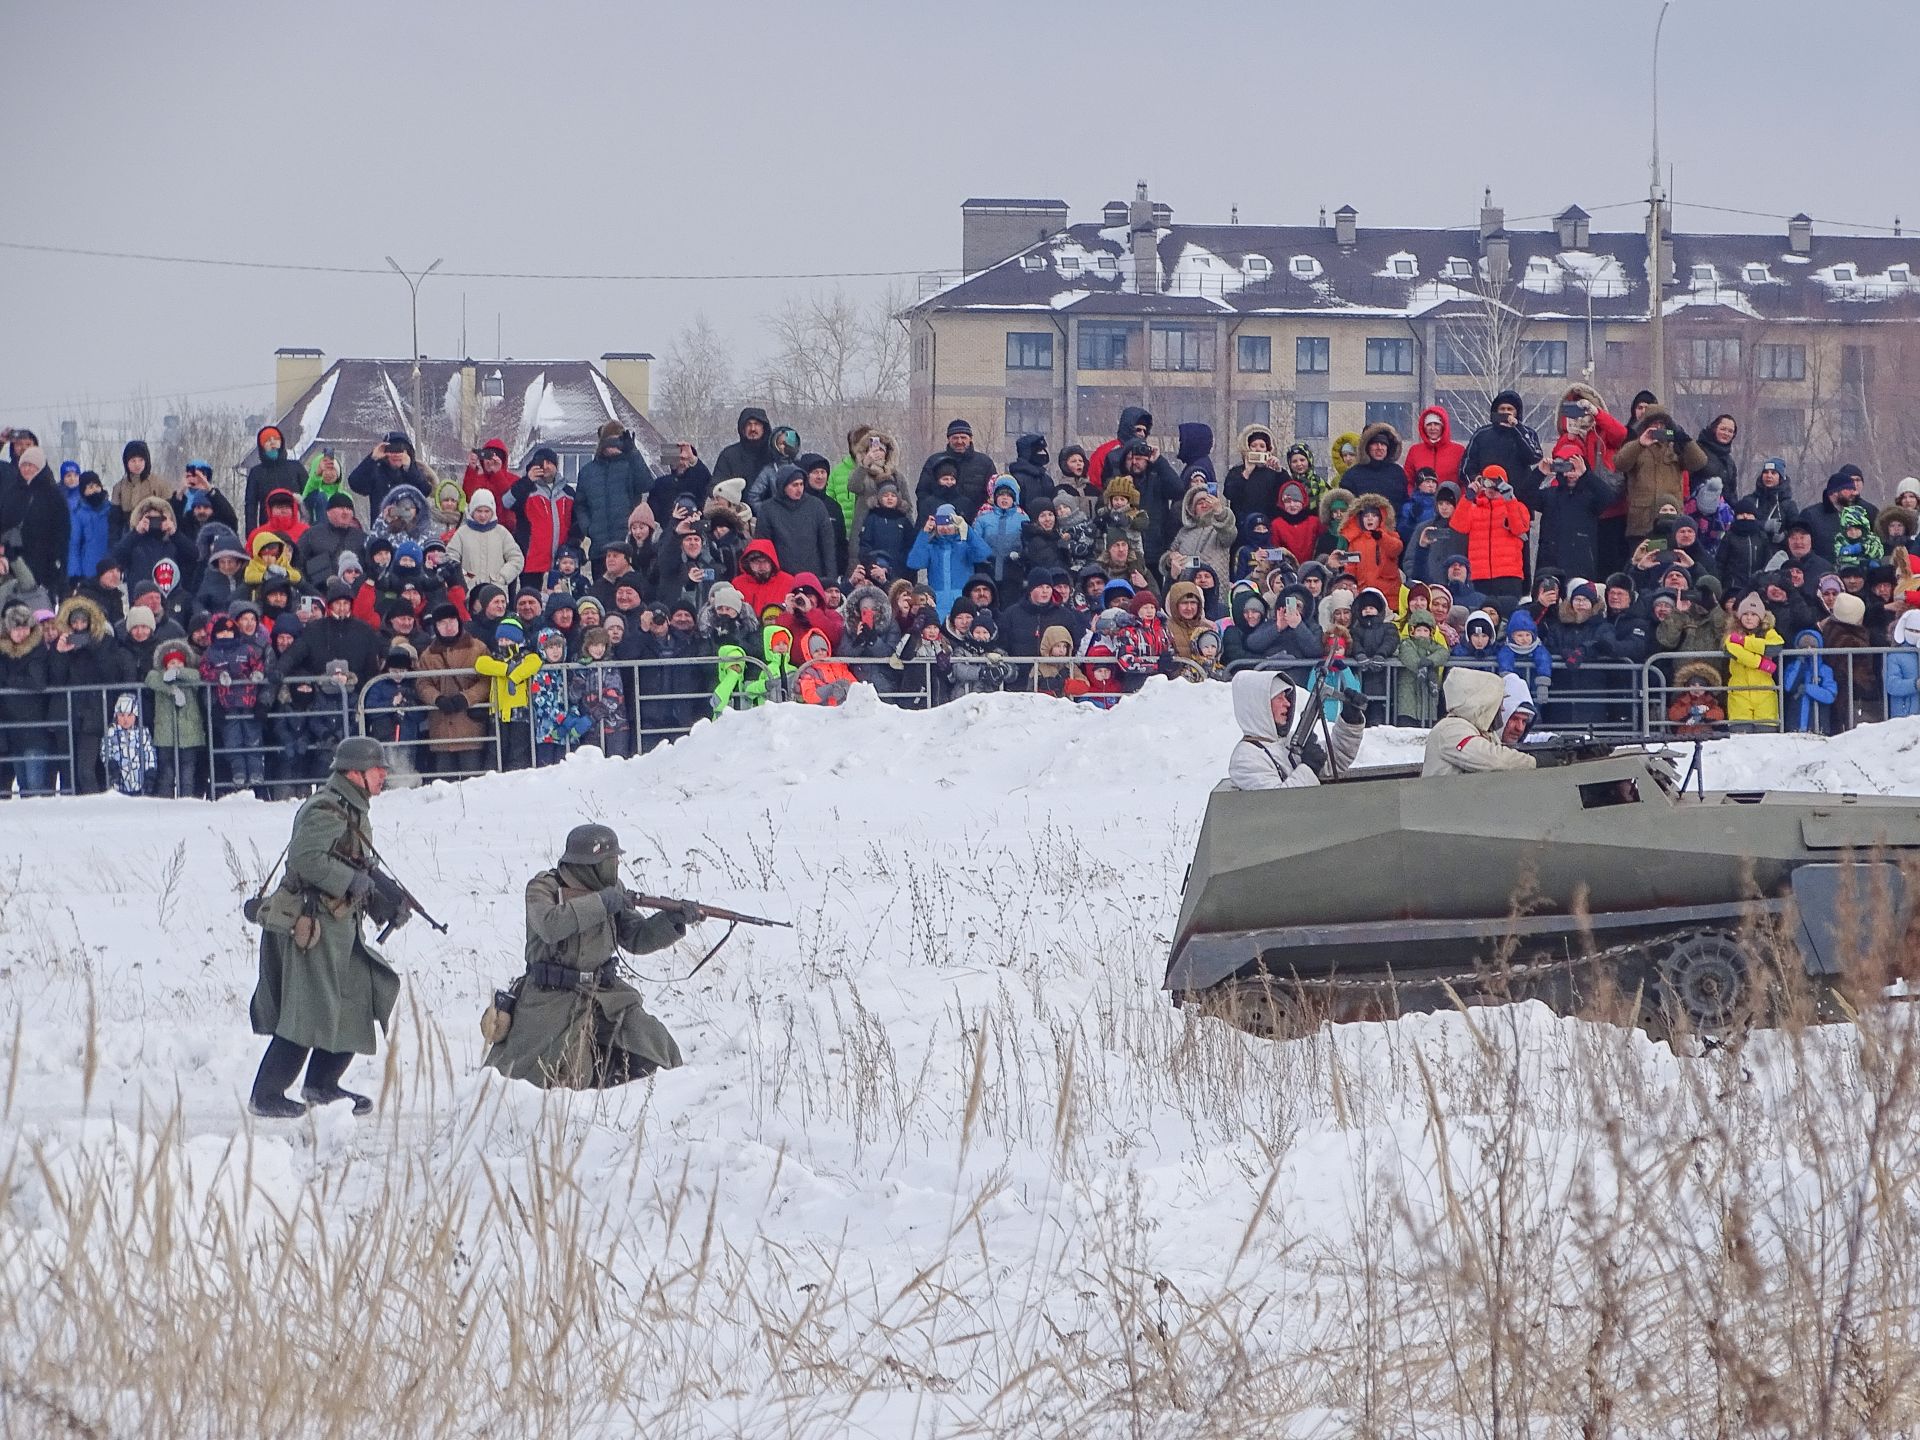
1165, 740, 1920, 1041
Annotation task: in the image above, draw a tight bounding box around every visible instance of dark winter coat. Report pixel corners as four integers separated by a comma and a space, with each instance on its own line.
645, 460, 713, 523
1715, 517, 1770, 595
1341, 423, 1408, 510
857, 506, 916, 577
575, 437, 654, 554
244, 434, 311, 532
0, 468, 72, 593
1459, 392, 1544, 487
710, 408, 778, 487
348, 452, 436, 517
1743, 469, 1800, 545
275, 614, 384, 693
914, 443, 999, 519
1008, 434, 1056, 515
296, 516, 368, 588
1527, 463, 1617, 579
0, 628, 53, 748
756, 483, 839, 580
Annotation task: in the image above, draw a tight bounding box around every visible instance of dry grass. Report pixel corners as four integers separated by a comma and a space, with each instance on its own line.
4, 844, 1920, 1438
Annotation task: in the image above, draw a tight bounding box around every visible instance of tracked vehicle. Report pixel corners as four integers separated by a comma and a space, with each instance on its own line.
1165, 739, 1920, 1041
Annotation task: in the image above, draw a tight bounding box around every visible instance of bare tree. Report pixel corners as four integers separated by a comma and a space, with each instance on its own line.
651, 314, 739, 461
751, 286, 910, 460
1431, 274, 1543, 422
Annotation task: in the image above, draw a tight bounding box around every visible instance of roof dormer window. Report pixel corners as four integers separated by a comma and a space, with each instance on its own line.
1290, 256, 1320, 279
1392, 257, 1416, 276
1446, 258, 1475, 280
1691, 265, 1715, 286
1525, 257, 1552, 278
1831, 265, 1856, 282
1890, 264, 1911, 284
1096, 254, 1118, 273
482, 368, 504, 399
1244, 255, 1271, 276
1058, 255, 1080, 273
1743, 264, 1770, 283
1019, 254, 1046, 272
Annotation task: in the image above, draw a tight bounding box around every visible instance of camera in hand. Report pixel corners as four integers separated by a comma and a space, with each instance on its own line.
1551, 458, 1575, 475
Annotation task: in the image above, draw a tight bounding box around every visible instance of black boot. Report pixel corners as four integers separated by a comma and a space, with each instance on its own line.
250, 1036, 310, 1119
302, 1049, 373, 1116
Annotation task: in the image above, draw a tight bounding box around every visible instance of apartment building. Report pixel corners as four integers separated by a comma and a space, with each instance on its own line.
907, 186, 1920, 486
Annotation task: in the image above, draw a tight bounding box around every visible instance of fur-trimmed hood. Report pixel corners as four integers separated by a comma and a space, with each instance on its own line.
55, 594, 110, 641
1236, 422, 1276, 467
1358, 422, 1402, 465
1179, 486, 1235, 530
1317, 487, 1356, 528
1875, 507, 1916, 545
1330, 433, 1361, 475
840, 584, 898, 633
129, 495, 176, 531
1344, 492, 1396, 530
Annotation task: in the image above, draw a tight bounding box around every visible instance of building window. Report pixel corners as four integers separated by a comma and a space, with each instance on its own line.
1077, 322, 1134, 371
482, 369, 505, 399
1365, 337, 1413, 375
1446, 258, 1476, 280
1841, 345, 1874, 386
1756, 344, 1806, 381
1005, 331, 1053, 371
1237, 334, 1272, 373
1058, 255, 1080, 274
1392, 257, 1417, 277
914, 334, 929, 371
1831, 404, 1867, 443
1235, 398, 1272, 430
1296, 336, 1330, 374
1743, 264, 1771, 284
1433, 335, 1474, 375
1295, 401, 1329, 439
1688, 337, 1741, 379
1366, 401, 1414, 434
1005, 398, 1051, 439
1521, 340, 1568, 377
1690, 264, 1716, 286
1831, 265, 1856, 283
1149, 324, 1214, 372
1290, 256, 1320, 279
1757, 407, 1805, 447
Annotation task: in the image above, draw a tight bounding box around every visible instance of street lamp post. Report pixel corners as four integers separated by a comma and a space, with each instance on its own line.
1647, 1, 1673, 400
385, 256, 443, 446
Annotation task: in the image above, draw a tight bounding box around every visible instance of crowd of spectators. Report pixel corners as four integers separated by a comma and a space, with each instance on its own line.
1, 385, 1917, 799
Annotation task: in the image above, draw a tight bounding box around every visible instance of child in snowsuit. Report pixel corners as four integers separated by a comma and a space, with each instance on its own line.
1495, 610, 1552, 706
569, 625, 632, 754
1395, 608, 1449, 723
527, 627, 587, 765
100, 693, 157, 796
474, 616, 543, 770
1782, 627, 1838, 735
201, 610, 270, 792
1666, 661, 1728, 737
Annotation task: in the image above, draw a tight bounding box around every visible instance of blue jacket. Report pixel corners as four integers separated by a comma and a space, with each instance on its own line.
67, 490, 113, 582
1885, 647, 1919, 720
906, 522, 990, 613
572, 441, 653, 551
971, 486, 1028, 583
1782, 630, 1837, 732
1398, 490, 1436, 547
1497, 640, 1553, 692
858, 508, 916, 577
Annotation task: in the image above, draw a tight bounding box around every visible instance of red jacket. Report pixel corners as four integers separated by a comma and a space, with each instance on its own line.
1449, 487, 1532, 581
1267, 479, 1323, 561
463, 440, 519, 528
1402, 406, 1466, 488
517, 484, 574, 575
734, 538, 797, 618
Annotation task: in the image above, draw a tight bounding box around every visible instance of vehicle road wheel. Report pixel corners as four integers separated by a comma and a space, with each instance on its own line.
1653, 929, 1758, 1047
1193, 976, 1314, 1041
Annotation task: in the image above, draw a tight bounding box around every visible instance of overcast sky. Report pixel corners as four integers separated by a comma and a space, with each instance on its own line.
4, 0, 1912, 446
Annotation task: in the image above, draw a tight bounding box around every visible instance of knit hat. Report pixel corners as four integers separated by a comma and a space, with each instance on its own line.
875, 479, 901, 500
1824, 470, 1855, 498
537, 627, 566, 651
1736, 591, 1768, 624
428, 601, 462, 625
709, 582, 745, 611
934, 504, 957, 524
1466, 612, 1496, 639
125, 605, 157, 630
1830, 593, 1866, 626
1732, 494, 1759, 517
325, 578, 355, 604
1569, 581, 1601, 607
945, 418, 973, 438
1693, 476, 1724, 509
1406, 607, 1437, 631
16, 447, 43, 471
1480, 464, 1508, 483
1505, 609, 1535, 636
494, 617, 525, 645
1817, 573, 1844, 596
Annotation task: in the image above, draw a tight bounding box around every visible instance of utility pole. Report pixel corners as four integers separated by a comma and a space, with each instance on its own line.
1647, 1, 1673, 400
385, 256, 443, 446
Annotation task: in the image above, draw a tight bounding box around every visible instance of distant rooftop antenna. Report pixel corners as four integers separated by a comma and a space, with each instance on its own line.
1897, 215, 1904, 237
1230, 204, 1239, 226
1318, 206, 1326, 227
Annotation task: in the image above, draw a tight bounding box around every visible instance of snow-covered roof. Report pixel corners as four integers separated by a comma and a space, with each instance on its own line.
265, 357, 664, 473
911, 219, 1920, 323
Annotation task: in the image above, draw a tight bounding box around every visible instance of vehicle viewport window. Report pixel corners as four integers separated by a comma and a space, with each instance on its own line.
1579, 778, 1641, 809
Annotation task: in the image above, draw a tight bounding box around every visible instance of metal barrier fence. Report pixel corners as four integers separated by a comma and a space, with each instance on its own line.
0, 640, 1913, 799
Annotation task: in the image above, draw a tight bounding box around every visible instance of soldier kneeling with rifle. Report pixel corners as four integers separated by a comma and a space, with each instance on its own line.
481, 824, 693, 1089
248, 736, 443, 1118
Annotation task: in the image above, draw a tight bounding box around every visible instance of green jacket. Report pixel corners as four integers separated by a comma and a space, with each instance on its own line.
712, 643, 758, 713
144, 652, 207, 748
251, 773, 401, 1054
483, 867, 685, 1087
1395, 634, 1449, 723
825, 454, 859, 534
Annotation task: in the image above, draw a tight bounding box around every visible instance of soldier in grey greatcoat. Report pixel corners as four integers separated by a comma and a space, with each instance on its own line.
482, 824, 687, 1088
248, 736, 406, 1117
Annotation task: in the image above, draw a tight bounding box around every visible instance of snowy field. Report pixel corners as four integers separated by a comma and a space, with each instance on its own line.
4, 683, 1920, 1438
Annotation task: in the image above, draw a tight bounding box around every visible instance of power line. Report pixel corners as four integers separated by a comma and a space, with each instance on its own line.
7, 376, 280, 415
1666, 200, 1909, 235
0, 237, 939, 282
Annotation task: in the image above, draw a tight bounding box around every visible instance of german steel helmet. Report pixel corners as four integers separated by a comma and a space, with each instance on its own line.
561, 823, 623, 864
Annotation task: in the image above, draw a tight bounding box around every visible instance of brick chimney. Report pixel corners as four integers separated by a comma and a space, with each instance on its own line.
1333, 204, 1357, 247
1479, 189, 1504, 241
1788, 213, 1813, 255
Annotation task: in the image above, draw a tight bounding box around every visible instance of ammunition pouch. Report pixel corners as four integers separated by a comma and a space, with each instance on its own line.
480, 982, 520, 1046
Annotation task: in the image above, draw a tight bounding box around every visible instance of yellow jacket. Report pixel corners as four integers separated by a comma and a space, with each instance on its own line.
474, 649, 542, 721
1724, 624, 1783, 726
